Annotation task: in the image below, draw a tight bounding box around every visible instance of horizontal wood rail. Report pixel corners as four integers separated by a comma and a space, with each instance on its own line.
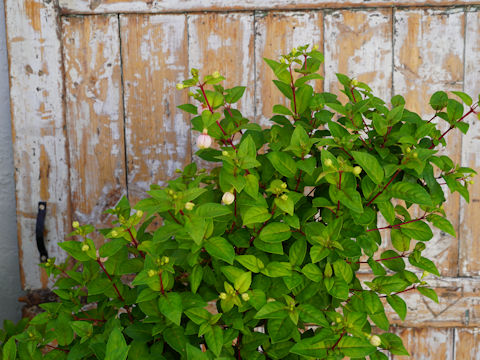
59, 0, 480, 15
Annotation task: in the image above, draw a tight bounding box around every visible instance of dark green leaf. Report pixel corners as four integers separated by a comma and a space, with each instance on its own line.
389, 182, 433, 206
158, 292, 183, 326
259, 222, 291, 243
427, 214, 456, 236
351, 151, 384, 185
387, 294, 407, 320
205, 237, 235, 264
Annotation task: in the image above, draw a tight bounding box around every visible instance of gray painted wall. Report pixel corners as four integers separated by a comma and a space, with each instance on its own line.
0, 0, 23, 323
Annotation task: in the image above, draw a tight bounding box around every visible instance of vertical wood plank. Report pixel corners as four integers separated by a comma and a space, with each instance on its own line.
5, 0, 70, 289
62, 15, 126, 236
324, 9, 393, 101
188, 13, 255, 121
459, 9, 480, 276
391, 327, 454, 360
394, 8, 465, 277
120, 14, 189, 202
254, 11, 324, 127
455, 328, 480, 359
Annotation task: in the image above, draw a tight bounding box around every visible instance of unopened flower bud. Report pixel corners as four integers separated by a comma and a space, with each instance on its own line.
176, 83, 184, 90
222, 151, 229, 156
191, 68, 199, 77
175, 168, 182, 173
188, 91, 195, 97
222, 192, 235, 205
111, 230, 118, 237
353, 166, 362, 176
163, 256, 170, 264
412, 152, 418, 159
324, 159, 333, 168
72, 221, 80, 229
281, 182, 287, 189
197, 129, 212, 149
405, 147, 411, 153
280, 194, 288, 201
267, 298, 275, 303
241, 293, 250, 301
370, 335, 381, 347
148, 269, 156, 277
219, 292, 227, 300
212, 71, 220, 78
81, 244, 90, 252
335, 316, 342, 324
136, 210, 143, 218
351, 79, 359, 86
280, 57, 286, 64
185, 202, 195, 211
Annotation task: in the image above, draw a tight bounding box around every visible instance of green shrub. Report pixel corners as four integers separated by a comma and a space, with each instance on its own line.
1, 45, 478, 359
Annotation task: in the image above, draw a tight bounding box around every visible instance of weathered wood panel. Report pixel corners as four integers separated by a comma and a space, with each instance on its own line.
324, 9, 393, 101
455, 328, 480, 359
391, 327, 454, 359
62, 15, 126, 236
5, 0, 71, 289
58, 0, 480, 15
254, 11, 324, 126
459, 9, 480, 276
120, 14, 190, 201
393, 8, 465, 277
188, 12, 255, 120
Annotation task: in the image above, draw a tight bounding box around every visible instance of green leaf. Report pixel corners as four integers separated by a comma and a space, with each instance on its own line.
255, 301, 288, 319
401, 220, 433, 241
236, 255, 264, 273
380, 250, 405, 271
429, 91, 448, 110
338, 336, 376, 358
105, 328, 130, 360
389, 182, 433, 206
302, 263, 323, 282
99, 238, 127, 257
380, 333, 409, 356
387, 294, 407, 320
391, 228, 411, 252
387, 105, 404, 125
177, 103, 197, 115
427, 214, 456, 236
417, 286, 439, 303
447, 98, 464, 122
205, 90, 224, 109
362, 291, 383, 314
267, 317, 296, 344
225, 86, 246, 104
158, 292, 183, 326
351, 151, 384, 185
262, 261, 292, 277
186, 344, 208, 360
289, 337, 329, 358
333, 260, 353, 283
267, 151, 297, 178
259, 222, 291, 243
163, 326, 187, 357
296, 85, 314, 114
190, 265, 203, 293
298, 304, 329, 327
55, 313, 74, 346
196, 203, 231, 218
289, 238, 307, 266
327, 277, 349, 300
408, 255, 440, 276
204, 237, 235, 264
336, 186, 363, 213
273, 104, 293, 116
242, 206, 271, 226
71, 321, 93, 338
3, 337, 16, 360
310, 246, 330, 263
204, 325, 223, 357
372, 113, 388, 136
295, 73, 323, 87
245, 174, 260, 198
273, 80, 293, 99
234, 271, 252, 293
274, 196, 294, 216
59, 241, 91, 261
370, 311, 390, 331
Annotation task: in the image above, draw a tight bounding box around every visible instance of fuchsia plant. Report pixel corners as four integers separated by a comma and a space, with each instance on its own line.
0, 45, 478, 360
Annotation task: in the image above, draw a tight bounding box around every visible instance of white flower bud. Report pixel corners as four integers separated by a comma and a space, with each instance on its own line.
281, 182, 287, 189
241, 293, 250, 301
176, 83, 184, 90
280, 194, 288, 201
370, 335, 381, 347
185, 202, 195, 211
222, 192, 235, 205
197, 129, 212, 149
72, 221, 80, 229
353, 166, 362, 176
219, 292, 227, 300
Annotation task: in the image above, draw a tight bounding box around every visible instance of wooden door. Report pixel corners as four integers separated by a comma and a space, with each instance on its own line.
5, 0, 480, 358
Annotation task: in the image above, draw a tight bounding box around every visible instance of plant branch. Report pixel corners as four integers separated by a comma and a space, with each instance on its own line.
331, 330, 346, 351
366, 215, 426, 232
289, 65, 298, 116
429, 105, 477, 149
127, 228, 145, 259
366, 169, 401, 207
97, 259, 125, 302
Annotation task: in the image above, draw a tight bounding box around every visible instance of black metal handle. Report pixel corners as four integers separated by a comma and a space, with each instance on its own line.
36, 202, 48, 263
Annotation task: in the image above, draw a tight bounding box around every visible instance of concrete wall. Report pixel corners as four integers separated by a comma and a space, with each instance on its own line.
0, 0, 23, 323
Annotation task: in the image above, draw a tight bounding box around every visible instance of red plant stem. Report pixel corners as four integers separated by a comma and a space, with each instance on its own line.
366, 169, 401, 207
336, 171, 343, 216
304, 54, 308, 71
127, 228, 145, 259
289, 65, 298, 116
44, 344, 69, 353
359, 136, 372, 151
350, 253, 409, 264
54, 264, 69, 278
427, 112, 437, 123
350, 87, 357, 103
97, 259, 125, 302
382, 126, 392, 147
429, 106, 477, 149
168, 210, 181, 225
159, 271, 165, 296
340, 147, 354, 160
366, 215, 426, 232
379, 285, 416, 298
249, 204, 276, 245
73, 315, 106, 323
331, 330, 346, 351
295, 170, 303, 192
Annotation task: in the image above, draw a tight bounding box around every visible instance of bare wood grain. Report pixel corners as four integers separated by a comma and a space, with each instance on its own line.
58, 0, 480, 15
459, 9, 480, 276
255, 11, 324, 126
455, 328, 480, 359
63, 15, 126, 240
5, 0, 71, 289
391, 327, 454, 359
188, 12, 255, 120
120, 14, 190, 202
324, 9, 393, 102
394, 8, 465, 277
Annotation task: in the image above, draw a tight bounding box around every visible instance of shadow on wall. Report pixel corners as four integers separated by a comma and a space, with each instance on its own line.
0, 0, 24, 323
